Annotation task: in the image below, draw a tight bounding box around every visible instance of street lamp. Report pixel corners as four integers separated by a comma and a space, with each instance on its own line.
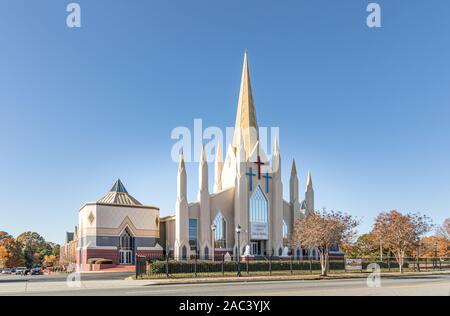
211, 224, 216, 262
236, 224, 242, 277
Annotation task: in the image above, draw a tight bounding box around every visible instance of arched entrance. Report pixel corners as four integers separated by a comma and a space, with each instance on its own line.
119, 228, 134, 264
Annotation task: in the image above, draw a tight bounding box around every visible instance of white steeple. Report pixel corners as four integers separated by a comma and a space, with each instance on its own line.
233, 51, 259, 157
305, 170, 314, 214
214, 142, 223, 193
198, 144, 211, 259
198, 144, 209, 193
175, 151, 189, 259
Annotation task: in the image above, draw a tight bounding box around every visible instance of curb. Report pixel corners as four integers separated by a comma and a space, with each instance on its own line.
135, 270, 450, 286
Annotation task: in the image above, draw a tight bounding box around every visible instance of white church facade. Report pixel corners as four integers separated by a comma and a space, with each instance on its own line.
171, 52, 315, 260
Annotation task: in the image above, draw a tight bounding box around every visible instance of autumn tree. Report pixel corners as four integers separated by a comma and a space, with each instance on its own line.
43, 255, 57, 268
17, 232, 47, 268
341, 233, 388, 260
418, 236, 449, 258
0, 231, 12, 240
0, 238, 25, 268
291, 210, 359, 276
371, 211, 433, 273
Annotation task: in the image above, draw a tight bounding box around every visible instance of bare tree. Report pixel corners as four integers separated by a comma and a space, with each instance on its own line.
437, 218, 450, 241
290, 210, 359, 276
371, 211, 433, 273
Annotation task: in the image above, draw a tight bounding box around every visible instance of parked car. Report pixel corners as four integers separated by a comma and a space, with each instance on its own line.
15, 267, 29, 275
1, 268, 12, 274
10, 268, 16, 274
30, 268, 43, 275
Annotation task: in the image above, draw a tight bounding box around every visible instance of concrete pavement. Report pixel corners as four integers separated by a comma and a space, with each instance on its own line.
0, 273, 449, 296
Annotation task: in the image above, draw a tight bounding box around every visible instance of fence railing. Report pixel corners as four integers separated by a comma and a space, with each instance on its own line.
135, 256, 450, 279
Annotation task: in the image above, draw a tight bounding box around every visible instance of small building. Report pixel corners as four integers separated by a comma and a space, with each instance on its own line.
76, 179, 162, 269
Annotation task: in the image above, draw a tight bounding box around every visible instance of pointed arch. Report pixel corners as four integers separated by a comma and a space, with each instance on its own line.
119, 227, 133, 251
249, 186, 268, 224
213, 211, 227, 249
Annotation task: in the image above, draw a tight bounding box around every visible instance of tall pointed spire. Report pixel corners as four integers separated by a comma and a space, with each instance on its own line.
178, 150, 185, 172
199, 144, 209, 192
233, 51, 258, 156
214, 142, 223, 193
291, 159, 297, 176
307, 170, 313, 188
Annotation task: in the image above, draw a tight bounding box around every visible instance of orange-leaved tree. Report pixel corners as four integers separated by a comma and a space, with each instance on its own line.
290, 210, 359, 276
371, 210, 432, 273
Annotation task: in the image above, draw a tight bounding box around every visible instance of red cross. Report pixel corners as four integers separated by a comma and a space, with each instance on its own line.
254, 156, 265, 180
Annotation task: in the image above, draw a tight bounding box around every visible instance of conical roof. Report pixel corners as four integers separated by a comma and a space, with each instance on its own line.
97, 179, 143, 206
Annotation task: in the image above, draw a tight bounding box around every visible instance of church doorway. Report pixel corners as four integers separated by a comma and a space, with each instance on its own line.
250, 240, 265, 256
119, 228, 134, 265
119, 250, 132, 265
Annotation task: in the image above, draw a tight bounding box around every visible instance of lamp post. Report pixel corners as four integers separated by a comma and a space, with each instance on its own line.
236, 224, 241, 277
211, 224, 216, 262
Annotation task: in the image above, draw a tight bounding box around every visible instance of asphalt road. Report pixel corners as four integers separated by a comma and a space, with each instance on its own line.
0, 271, 134, 283
1, 273, 449, 296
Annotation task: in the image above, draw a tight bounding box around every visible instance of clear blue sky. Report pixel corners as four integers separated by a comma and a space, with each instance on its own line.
1, 0, 449, 244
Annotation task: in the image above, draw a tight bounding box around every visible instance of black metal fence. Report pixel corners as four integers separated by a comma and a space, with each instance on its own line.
135, 256, 450, 279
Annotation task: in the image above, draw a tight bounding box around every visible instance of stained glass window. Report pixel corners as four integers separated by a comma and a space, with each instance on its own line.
213, 212, 227, 249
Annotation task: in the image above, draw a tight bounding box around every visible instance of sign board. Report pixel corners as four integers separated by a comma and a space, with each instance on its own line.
345, 258, 363, 270
250, 222, 269, 240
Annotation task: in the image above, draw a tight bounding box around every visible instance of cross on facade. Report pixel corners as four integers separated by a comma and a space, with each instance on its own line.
263, 172, 272, 193
254, 155, 265, 179
246, 167, 256, 191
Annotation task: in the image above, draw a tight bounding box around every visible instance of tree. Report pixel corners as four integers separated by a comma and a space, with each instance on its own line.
418, 236, 449, 258
16, 232, 47, 268
43, 255, 57, 268
290, 210, 359, 276
437, 218, 450, 241
0, 238, 25, 268
341, 233, 386, 260
371, 211, 433, 273
0, 231, 12, 240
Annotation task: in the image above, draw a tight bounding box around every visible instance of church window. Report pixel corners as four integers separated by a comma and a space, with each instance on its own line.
182, 245, 187, 259
119, 229, 133, 250
189, 218, 198, 253
213, 212, 227, 249
249, 186, 268, 224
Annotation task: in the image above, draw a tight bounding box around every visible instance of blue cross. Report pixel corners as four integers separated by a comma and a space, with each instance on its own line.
263, 172, 272, 193
246, 167, 256, 191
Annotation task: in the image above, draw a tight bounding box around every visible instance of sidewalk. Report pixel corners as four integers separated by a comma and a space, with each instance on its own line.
135, 270, 450, 286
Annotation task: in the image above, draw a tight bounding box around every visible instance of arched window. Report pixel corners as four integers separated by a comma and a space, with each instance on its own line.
182, 245, 187, 260
120, 228, 132, 250
213, 212, 227, 249
249, 186, 268, 224
282, 220, 289, 247
204, 246, 209, 259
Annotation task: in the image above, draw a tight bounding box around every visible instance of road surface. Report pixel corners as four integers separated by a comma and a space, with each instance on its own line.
0, 273, 449, 296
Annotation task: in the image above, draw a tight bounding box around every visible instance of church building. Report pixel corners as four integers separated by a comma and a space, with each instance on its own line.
172, 52, 315, 260
77, 179, 162, 269
70, 52, 320, 269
